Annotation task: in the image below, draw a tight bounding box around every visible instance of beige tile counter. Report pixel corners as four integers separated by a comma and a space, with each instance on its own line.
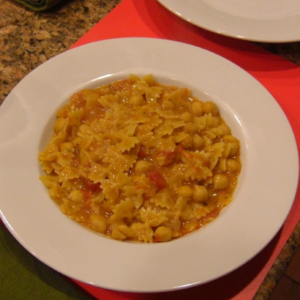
0, 0, 299, 299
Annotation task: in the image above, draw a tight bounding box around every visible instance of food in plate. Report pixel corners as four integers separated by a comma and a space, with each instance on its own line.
38, 74, 241, 243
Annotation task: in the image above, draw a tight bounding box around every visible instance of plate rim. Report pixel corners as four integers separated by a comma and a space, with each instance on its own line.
0, 37, 298, 292
157, 0, 300, 43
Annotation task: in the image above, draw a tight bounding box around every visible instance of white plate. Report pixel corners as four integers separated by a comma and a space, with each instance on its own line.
158, 0, 300, 42
0, 38, 298, 292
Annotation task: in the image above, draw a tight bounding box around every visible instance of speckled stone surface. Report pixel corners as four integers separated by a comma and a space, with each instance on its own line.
0, 0, 299, 299
0, 0, 122, 104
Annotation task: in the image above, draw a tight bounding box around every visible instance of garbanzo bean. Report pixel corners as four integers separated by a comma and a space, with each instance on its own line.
68, 190, 84, 203
177, 186, 193, 198
223, 135, 240, 157
218, 123, 231, 135
228, 142, 240, 157
39, 75, 241, 243
226, 159, 241, 172
135, 160, 151, 173
154, 226, 173, 242
129, 94, 145, 105
213, 174, 229, 190
180, 112, 192, 122
90, 215, 108, 234
191, 101, 203, 116
180, 208, 194, 221
203, 101, 218, 115
193, 185, 208, 202
185, 123, 198, 134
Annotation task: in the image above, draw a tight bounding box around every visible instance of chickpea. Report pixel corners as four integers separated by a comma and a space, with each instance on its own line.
180, 208, 194, 221
177, 186, 193, 198
229, 142, 240, 157
191, 101, 203, 116
185, 123, 198, 134
180, 112, 192, 122
203, 101, 219, 116
135, 160, 151, 173
68, 190, 84, 203
226, 159, 241, 172
193, 185, 208, 202
154, 226, 173, 242
193, 134, 204, 149
223, 135, 240, 157
79, 124, 90, 134
181, 135, 193, 149
213, 174, 229, 190
218, 123, 231, 135
90, 215, 108, 234
129, 94, 145, 105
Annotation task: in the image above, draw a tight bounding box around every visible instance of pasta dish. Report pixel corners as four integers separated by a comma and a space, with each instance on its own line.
39, 74, 241, 243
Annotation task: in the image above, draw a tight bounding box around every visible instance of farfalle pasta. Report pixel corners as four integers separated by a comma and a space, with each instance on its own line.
39, 74, 241, 243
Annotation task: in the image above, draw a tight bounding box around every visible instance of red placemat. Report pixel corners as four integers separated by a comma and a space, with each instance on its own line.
69, 0, 300, 299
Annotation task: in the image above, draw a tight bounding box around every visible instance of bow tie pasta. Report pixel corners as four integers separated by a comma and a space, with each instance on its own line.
39, 74, 241, 243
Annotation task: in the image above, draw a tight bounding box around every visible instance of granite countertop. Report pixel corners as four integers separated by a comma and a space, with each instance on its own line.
0, 0, 300, 299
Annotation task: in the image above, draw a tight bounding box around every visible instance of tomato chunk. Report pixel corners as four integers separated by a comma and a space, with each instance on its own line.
138, 147, 147, 158
147, 170, 167, 189
81, 189, 93, 199
85, 180, 102, 193
81, 180, 102, 200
